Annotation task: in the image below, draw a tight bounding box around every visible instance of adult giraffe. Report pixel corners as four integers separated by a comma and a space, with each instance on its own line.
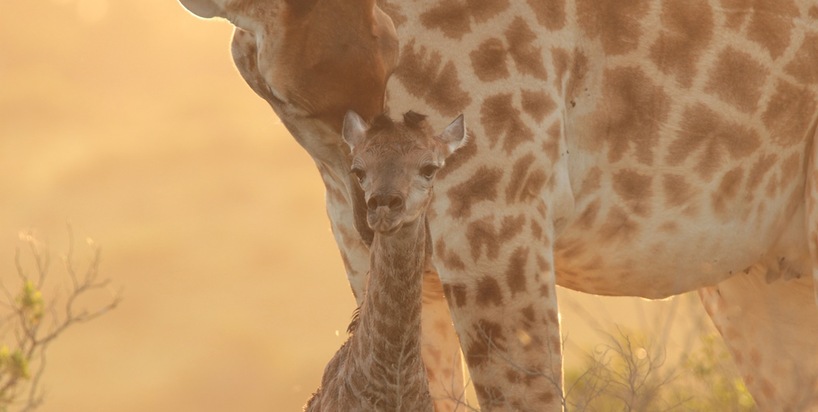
180, 0, 818, 410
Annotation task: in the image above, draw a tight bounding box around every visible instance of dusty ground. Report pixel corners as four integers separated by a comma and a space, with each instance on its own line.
1, 1, 719, 411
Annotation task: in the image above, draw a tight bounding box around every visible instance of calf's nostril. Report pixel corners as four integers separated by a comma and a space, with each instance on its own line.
367, 194, 405, 211
388, 196, 404, 211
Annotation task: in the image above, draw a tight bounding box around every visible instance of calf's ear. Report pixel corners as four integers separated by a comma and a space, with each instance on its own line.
342, 111, 369, 152
437, 114, 467, 155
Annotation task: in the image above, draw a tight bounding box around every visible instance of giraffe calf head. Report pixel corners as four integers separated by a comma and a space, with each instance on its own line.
342, 111, 466, 234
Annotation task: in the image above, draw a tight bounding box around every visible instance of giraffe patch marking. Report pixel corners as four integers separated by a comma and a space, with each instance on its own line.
521, 90, 557, 122
526, 0, 566, 30
577, 199, 602, 229
745, 0, 799, 58
394, 41, 472, 117
576, 0, 650, 55
706, 47, 767, 113
504, 17, 549, 81
763, 81, 817, 147
480, 94, 536, 153
466, 215, 527, 260
746, 153, 778, 193
599, 205, 640, 244
712, 167, 745, 217
470, 38, 510, 81
442, 283, 468, 308
662, 174, 695, 208
505, 247, 529, 295
419, 0, 472, 39
612, 169, 654, 217
506, 154, 548, 203
784, 33, 818, 84
447, 166, 503, 217
649, 0, 714, 88
593, 67, 670, 165
668, 104, 761, 178
466, 0, 510, 23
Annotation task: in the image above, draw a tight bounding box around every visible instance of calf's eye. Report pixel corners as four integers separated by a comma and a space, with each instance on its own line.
420, 164, 439, 180
351, 167, 366, 184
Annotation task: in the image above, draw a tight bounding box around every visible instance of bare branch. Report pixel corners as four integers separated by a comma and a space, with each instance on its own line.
0, 228, 120, 411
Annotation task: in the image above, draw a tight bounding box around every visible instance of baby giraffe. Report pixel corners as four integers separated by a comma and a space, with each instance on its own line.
304, 110, 466, 412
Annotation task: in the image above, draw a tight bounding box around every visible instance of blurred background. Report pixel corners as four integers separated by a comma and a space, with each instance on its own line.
0, 1, 733, 411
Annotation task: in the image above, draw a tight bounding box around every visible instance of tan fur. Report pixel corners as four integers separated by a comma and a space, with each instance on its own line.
182, 0, 818, 410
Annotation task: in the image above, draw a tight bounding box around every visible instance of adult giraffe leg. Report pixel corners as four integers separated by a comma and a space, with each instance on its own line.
435, 212, 564, 411
699, 269, 818, 410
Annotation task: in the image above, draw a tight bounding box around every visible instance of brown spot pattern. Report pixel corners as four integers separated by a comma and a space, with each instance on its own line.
543, 124, 561, 162
705, 47, 767, 112
551, 48, 570, 91
667, 104, 760, 178
779, 153, 801, 186
521, 90, 556, 122
593, 67, 670, 165
578, 167, 603, 197
443, 283, 468, 307
712, 167, 744, 216
436, 239, 467, 271
649, 0, 714, 88
419, 0, 471, 39
466, 214, 526, 260
473, 384, 506, 406
526, 0, 566, 30
577, 199, 601, 229
746, 0, 799, 58
576, 0, 650, 55
612, 169, 653, 217
530, 219, 543, 240
470, 38, 510, 81
480, 94, 535, 153
599, 205, 640, 243
465, 319, 506, 368
521, 305, 536, 323
394, 41, 472, 117
476, 276, 504, 306
720, 0, 751, 30
565, 50, 589, 101
504, 17, 549, 80
662, 174, 694, 207
785, 34, 818, 84
763, 81, 817, 147
746, 153, 778, 193
506, 154, 548, 203
467, 0, 510, 23
505, 247, 529, 295
419, 0, 510, 38
447, 166, 503, 217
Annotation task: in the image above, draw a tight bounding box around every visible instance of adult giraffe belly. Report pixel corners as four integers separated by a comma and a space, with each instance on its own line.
549, 37, 818, 297
553, 116, 812, 299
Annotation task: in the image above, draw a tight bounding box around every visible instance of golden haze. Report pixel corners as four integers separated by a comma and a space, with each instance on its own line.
0, 1, 715, 411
